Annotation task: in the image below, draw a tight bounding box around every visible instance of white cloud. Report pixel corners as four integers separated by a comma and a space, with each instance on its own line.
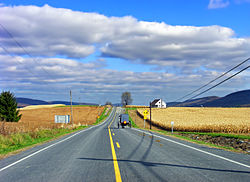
0, 5, 249, 103
208, 0, 230, 9
0, 55, 248, 104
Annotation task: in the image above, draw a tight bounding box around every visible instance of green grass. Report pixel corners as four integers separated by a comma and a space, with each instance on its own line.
175, 131, 250, 139
0, 126, 87, 155
153, 129, 237, 151
125, 108, 139, 128
94, 107, 111, 125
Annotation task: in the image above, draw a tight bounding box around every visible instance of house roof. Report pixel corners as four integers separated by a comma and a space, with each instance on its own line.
151, 99, 160, 106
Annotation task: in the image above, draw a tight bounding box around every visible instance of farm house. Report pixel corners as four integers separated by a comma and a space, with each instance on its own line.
151, 99, 167, 108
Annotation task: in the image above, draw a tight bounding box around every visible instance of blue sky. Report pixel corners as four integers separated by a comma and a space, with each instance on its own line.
0, 0, 249, 105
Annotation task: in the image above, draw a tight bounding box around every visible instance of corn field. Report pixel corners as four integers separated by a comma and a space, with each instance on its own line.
137, 107, 250, 134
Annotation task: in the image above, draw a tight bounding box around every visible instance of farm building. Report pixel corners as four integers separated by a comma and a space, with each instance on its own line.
151, 99, 167, 108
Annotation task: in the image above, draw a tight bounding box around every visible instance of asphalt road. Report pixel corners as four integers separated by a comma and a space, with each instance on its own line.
0, 107, 249, 182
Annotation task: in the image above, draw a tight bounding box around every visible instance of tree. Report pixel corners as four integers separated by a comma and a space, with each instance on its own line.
105, 101, 112, 106
121, 92, 133, 106
0, 91, 22, 122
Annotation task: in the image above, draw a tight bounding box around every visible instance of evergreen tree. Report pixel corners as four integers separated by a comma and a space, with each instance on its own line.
0, 91, 22, 122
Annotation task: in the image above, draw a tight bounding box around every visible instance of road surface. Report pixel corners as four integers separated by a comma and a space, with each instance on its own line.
0, 107, 249, 181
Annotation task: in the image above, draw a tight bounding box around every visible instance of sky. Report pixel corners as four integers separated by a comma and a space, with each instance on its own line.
0, 0, 249, 105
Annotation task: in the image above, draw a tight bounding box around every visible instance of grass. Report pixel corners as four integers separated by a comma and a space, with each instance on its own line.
94, 106, 112, 125
177, 131, 250, 139
152, 130, 237, 151
125, 107, 139, 128
0, 126, 87, 155
154, 129, 237, 151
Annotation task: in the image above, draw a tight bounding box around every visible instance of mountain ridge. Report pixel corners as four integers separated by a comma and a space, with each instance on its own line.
167, 89, 250, 107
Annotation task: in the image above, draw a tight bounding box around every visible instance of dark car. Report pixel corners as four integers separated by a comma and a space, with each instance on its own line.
118, 114, 131, 128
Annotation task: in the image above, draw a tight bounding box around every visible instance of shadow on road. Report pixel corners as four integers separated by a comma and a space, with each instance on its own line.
77, 157, 250, 174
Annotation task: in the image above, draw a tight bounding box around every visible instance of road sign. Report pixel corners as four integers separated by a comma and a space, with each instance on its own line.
55, 115, 70, 123
143, 110, 149, 115
144, 115, 147, 120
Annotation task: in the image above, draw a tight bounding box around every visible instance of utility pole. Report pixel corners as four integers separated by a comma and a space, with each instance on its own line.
70, 90, 73, 124
150, 101, 152, 130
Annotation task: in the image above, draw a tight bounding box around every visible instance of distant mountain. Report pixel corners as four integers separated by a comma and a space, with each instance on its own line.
168, 89, 250, 107
203, 90, 250, 107
16, 97, 98, 108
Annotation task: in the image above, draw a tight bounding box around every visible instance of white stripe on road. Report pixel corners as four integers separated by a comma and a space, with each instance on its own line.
0, 109, 115, 172
132, 128, 250, 169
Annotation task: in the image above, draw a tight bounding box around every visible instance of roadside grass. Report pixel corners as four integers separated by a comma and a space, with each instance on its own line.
176, 131, 250, 139
153, 130, 238, 152
94, 106, 112, 125
0, 126, 87, 155
125, 107, 139, 128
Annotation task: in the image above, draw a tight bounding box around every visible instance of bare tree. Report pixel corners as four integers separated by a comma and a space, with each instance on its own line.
121, 92, 132, 106
105, 101, 112, 106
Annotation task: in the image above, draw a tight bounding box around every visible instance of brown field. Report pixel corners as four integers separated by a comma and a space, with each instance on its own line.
137, 107, 250, 134
126, 105, 148, 108
0, 106, 104, 135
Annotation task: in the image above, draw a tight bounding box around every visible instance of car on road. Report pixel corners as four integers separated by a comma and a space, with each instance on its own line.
118, 114, 131, 128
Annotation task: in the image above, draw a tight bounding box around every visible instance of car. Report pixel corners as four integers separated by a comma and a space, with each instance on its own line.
118, 114, 131, 128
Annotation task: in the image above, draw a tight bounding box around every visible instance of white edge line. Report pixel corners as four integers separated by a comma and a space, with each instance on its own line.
132, 128, 250, 169
0, 108, 116, 173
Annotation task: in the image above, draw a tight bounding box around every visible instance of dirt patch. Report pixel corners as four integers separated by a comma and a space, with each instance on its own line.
179, 133, 250, 153
128, 109, 250, 153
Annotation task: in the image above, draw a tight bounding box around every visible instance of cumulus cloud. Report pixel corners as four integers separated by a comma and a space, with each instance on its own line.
1, 4, 249, 73
0, 4, 249, 103
0, 55, 248, 104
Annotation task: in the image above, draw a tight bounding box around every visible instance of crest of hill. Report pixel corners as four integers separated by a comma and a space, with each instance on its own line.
168, 89, 250, 107
203, 90, 250, 107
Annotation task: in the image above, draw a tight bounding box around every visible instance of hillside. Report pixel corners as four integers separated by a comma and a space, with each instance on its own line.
168, 89, 250, 107
203, 90, 250, 107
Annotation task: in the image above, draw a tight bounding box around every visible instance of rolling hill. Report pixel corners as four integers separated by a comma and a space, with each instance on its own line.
167, 89, 250, 107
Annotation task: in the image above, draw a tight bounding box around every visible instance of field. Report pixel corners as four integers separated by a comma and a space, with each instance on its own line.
137, 107, 250, 134
1, 106, 104, 135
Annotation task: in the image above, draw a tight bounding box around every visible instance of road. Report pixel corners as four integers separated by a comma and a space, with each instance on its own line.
0, 107, 249, 182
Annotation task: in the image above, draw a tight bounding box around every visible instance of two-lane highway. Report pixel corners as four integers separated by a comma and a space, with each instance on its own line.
0, 107, 249, 182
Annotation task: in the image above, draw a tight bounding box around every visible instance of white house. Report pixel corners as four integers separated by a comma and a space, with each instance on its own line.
151, 99, 167, 108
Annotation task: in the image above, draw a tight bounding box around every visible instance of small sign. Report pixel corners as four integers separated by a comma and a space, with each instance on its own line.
55, 115, 70, 123
171, 121, 174, 125
143, 110, 149, 115
144, 115, 147, 120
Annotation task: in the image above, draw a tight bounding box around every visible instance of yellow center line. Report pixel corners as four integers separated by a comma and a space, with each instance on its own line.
108, 113, 122, 182
116, 142, 120, 148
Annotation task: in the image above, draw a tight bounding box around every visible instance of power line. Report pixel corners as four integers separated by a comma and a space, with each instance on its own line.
0, 23, 54, 78
174, 57, 250, 102
186, 65, 249, 101
0, 43, 37, 76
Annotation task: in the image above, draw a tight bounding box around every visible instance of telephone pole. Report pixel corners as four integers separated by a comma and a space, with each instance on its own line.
70, 90, 73, 124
